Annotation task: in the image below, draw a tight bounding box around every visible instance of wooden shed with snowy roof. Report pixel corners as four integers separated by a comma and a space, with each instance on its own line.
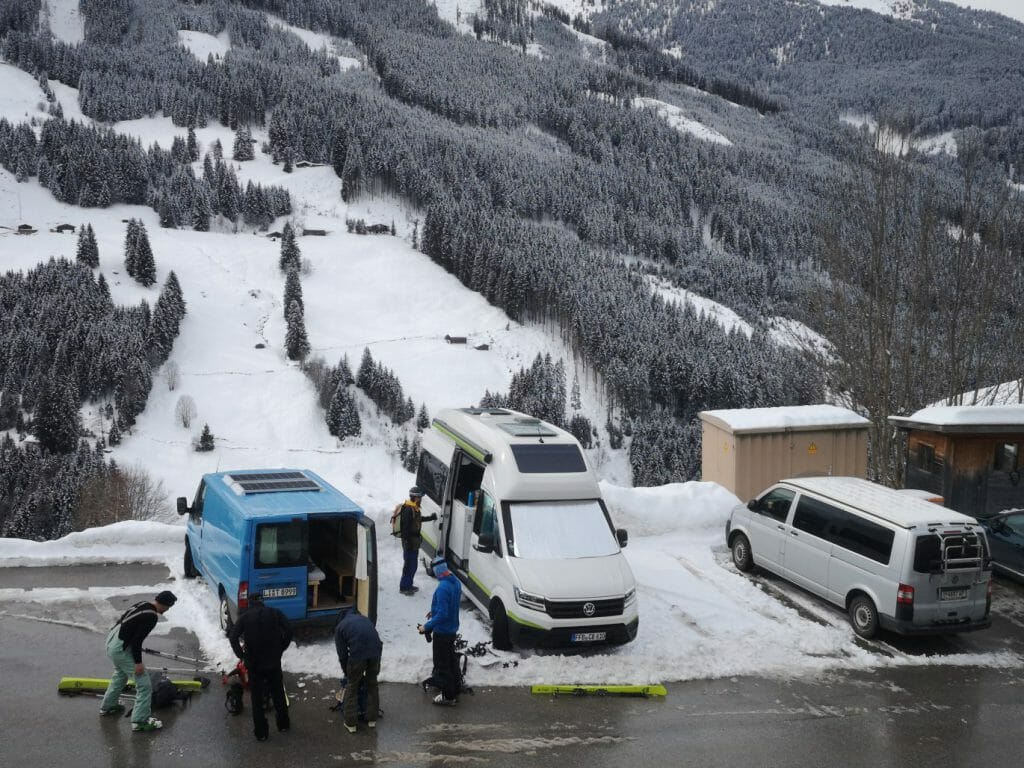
890, 405, 1024, 518
699, 405, 870, 502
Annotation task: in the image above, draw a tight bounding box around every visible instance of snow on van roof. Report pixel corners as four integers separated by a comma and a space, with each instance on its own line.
782, 476, 977, 529
890, 404, 1024, 433
699, 405, 869, 434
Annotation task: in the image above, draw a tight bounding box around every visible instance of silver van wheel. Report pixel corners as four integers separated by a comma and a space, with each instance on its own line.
731, 534, 753, 572
848, 595, 878, 639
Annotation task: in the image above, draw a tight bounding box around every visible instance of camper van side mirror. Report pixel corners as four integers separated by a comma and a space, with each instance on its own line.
176, 497, 189, 516
474, 533, 495, 554
616, 528, 628, 548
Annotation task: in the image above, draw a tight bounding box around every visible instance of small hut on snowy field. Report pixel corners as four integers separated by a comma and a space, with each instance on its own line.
699, 405, 870, 502
890, 405, 1024, 518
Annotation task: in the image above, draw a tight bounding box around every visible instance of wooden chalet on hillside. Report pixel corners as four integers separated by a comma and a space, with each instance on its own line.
890, 405, 1024, 518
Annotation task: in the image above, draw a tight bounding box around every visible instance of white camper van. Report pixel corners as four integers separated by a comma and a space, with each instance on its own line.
416, 408, 638, 649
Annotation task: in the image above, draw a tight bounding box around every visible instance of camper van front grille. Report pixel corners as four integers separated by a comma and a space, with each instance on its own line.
544, 597, 625, 619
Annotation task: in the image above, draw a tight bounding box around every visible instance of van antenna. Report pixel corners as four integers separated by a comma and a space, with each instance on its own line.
215, 456, 221, 472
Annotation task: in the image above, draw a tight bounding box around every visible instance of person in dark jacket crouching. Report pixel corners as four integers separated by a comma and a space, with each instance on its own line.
418, 555, 462, 706
229, 594, 293, 741
335, 605, 383, 733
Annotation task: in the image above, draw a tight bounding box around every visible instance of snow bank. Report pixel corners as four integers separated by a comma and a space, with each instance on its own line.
601, 480, 739, 536
634, 97, 732, 146
178, 30, 231, 62
0, 520, 183, 567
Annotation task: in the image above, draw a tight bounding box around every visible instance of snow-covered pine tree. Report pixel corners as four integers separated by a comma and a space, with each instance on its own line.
196, 423, 215, 451
133, 222, 157, 286
123, 218, 139, 277
283, 266, 303, 313
232, 125, 254, 161
285, 299, 310, 361
417, 403, 429, 430
33, 373, 81, 454
279, 222, 301, 273
76, 224, 99, 268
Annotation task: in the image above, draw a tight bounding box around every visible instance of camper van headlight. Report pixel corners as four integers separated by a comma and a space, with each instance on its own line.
624, 587, 637, 607
514, 587, 546, 612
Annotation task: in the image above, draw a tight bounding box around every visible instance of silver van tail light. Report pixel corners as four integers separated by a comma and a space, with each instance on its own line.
896, 583, 915, 605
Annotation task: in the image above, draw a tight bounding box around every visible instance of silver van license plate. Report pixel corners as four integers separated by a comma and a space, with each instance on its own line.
571, 632, 607, 643
941, 588, 968, 601
262, 587, 298, 599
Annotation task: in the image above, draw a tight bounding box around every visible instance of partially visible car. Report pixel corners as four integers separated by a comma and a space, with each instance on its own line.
974, 510, 1024, 583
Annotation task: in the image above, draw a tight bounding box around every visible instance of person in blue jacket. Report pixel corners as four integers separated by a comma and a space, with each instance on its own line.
418, 555, 462, 705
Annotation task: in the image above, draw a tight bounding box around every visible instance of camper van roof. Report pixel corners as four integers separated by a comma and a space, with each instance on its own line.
204, 469, 363, 519
781, 476, 978, 530
431, 408, 601, 500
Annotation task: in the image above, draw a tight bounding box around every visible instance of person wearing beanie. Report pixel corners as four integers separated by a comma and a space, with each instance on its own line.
99, 591, 177, 732
396, 486, 437, 595
418, 556, 462, 705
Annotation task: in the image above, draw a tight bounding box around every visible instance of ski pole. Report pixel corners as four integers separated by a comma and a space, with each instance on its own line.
143, 647, 204, 666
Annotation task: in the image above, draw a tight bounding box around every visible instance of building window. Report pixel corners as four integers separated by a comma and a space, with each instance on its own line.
994, 443, 1020, 474
915, 443, 941, 473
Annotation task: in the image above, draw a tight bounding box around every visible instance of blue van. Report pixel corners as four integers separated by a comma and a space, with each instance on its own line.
176, 469, 377, 631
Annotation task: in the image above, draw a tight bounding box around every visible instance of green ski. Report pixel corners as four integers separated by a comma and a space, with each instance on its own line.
58, 677, 207, 695
531, 684, 667, 697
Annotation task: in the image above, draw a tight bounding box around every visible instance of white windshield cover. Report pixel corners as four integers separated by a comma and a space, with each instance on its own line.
508, 501, 619, 559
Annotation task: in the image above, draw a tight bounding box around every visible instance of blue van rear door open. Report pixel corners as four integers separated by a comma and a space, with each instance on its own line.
251, 517, 309, 619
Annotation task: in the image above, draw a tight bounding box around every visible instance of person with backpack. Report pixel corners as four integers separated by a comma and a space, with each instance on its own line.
228, 593, 293, 742
99, 590, 177, 732
334, 605, 383, 733
395, 486, 437, 595
418, 556, 462, 706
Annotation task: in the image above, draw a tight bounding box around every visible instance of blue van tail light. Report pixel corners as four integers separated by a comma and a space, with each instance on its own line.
238, 581, 249, 610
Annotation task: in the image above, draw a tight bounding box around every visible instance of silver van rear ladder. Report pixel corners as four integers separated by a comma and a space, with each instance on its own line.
937, 530, 985, 572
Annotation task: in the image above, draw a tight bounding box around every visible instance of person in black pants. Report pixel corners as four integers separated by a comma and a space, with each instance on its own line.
418, 556, 463, 705
334, 605, 383, 733
229, 594, 293, 741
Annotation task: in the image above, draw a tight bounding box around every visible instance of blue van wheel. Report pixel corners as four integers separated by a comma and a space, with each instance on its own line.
184, 541, 198, 579
219, 594, 234, 635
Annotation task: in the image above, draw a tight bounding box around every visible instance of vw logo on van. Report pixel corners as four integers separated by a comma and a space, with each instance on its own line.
582, 601, 596, 617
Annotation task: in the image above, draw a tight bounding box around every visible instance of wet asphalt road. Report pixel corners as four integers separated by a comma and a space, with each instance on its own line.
2, 565, 1024, 767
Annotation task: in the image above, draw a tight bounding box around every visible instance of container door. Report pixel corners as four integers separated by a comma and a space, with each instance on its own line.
251, 517, 308, 619
356, 517, 378, 623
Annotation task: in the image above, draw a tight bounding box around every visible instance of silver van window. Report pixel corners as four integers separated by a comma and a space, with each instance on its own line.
793, 496, 894, 564
753, 488, 794, 522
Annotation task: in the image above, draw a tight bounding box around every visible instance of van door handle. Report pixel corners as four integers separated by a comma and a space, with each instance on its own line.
790, 531, 799, 537
777, 525, 785, 531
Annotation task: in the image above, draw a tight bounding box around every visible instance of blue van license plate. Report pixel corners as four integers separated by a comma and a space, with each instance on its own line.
261, 587, 298, 599
571, 632, 606, 643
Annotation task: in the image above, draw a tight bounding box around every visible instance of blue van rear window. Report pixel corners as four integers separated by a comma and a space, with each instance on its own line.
509, 444, 586, 473
255, 521, 307, 568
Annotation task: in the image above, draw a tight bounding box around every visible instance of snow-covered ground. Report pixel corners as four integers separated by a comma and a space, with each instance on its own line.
264, 12, 361, 70
1, 14, 1021, 691
634, 97, 733, 146
840, 113, 958, 157
647, 276, 832, 355
39, 0, 83, 45
820, 0, 1024, 25
178, 30, 231, 62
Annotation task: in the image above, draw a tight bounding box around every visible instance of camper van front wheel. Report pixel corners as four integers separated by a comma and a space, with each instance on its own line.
491, 601, 513, 651
731, 534, 753, 573
848, 595, 879, 639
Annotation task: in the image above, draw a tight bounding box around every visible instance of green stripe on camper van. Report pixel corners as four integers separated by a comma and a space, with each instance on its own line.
465, 573, 545, 630
432, 419, 492, 464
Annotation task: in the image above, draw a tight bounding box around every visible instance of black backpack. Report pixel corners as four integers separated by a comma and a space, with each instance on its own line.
150, 674, 192, 709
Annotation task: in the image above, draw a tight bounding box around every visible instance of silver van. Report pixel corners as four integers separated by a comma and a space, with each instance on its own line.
725, 476, 992, 638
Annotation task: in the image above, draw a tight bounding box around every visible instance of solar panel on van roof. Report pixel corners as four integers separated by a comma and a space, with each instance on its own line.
498, 420, 559, 437
226, 472, 321, 494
